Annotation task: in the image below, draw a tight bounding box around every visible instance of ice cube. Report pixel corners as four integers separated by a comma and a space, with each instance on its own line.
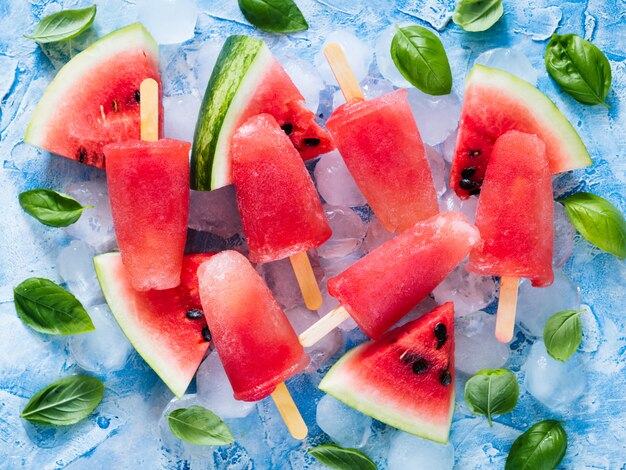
516, 269, 582, 337
475, 48, 539, 86
438, 190, 478, 224
524, 340, 586, 411
387, 431, 454, 470
57, 240, 104, 307
316, 394, 372, 448
314, 150, 367, 207
406, 88, 461, 146
163, 93, 202, 142
374, 25, 412, 87
432, 263, 497, 317
363, 215, 396, 254
440, 130, 457, 163
195, 351, 256, 419
281, 56, 325, 113
68, 304, 132, 374
334, 76, 395, 108
455, 310, 510, 375
426, 145, 447, 197
136, 0, 199, 44
257, 257, 304, 310
194, 40, 224, 91
188, 186, 244, 239
553, 202, 576, 267
393, 296, 440, 328
317, 205, 367, 259
320, 254, 361, 280
63, 178, 117, 253
315, 31, 373, 85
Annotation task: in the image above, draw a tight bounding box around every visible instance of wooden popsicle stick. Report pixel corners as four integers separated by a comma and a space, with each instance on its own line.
299, 305, 350, 347
324, 43, 365, 102
495, 276, 519, 343
271, 382, 308, 440
140, 78, 159, 142
289, 251, 323, 311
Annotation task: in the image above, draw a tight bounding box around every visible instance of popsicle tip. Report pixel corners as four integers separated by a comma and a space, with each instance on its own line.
271, 383, 308, 440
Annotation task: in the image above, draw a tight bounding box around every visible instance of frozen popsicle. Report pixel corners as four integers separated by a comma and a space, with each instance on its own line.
231, 113, 331, 310
105, 79, 189, 291
324, 44, 439, 233
299, 212, 480, 345
197, 250, 309, 438
468, 130, 554, 343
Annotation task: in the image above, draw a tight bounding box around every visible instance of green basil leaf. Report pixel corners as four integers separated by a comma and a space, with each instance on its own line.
21, 375, 104, 425
464, 369, 519, 426
543, 310, 584, 362
545, 34, 612, 107
506, 420, 568, 470
238, 0, 308, 33
25, 5, 97, 44
560, 192, 626, 259
14, 278, 94, 335
390, 25, 452, 96
19, 189, 91, 227
452, 0, 504, 32
167, 406, 234, 446
308, 444, 377, 470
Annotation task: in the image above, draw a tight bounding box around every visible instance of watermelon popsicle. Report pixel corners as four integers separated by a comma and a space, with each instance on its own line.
197, 250, 309, 439
299, 212, 480, 346
468, 130, 554, 343
231, 113, 331, 310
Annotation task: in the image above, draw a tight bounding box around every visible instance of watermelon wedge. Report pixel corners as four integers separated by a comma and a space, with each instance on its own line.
94, 252, 212, 397
25, 23, 161, 169
191, 35, 334, 190
319, 303, 455, 444
450, 65, 592, 198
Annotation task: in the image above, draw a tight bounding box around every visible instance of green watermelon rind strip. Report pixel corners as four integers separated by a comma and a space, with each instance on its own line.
191, 35, 273, 190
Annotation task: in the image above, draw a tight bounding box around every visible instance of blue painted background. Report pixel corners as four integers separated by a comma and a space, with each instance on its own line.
0, 0, 625, 468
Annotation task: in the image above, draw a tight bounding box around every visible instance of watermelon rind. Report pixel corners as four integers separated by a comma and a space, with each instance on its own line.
191, 35, 273, 190
24, 23, 158, 152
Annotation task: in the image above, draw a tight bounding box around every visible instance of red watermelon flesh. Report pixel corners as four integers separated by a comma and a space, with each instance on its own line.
94, 252, 212, 398
319, 302, 455, 443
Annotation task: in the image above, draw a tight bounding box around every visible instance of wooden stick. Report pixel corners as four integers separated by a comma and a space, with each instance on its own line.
299, 305, 351, 347
289, 252, 323, 311
495, 276, 519, 343
140, 78, 159, 142
270, 382, 308, 440
324, 43, 364, 102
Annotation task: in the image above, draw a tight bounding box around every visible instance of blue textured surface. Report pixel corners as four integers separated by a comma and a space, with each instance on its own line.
0, 0, 625, 468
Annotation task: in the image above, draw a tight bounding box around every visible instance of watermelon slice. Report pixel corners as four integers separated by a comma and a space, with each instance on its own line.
94, 252, 212, 397
450, 65, 592, 198
319, 303, 455, 444
191, 35, 335, 190
25, 23, 161, 169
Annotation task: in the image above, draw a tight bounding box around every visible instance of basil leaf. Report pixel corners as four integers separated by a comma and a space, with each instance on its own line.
19, 189, 91, 227
506, 420, 567, 470
308, 444, 377, 470
167, 406, 234, 446
560, 192, 626, 259
25, 5, 97, 44
545, 34, 612, 107
464, 369, 519, 426
390, 25, 452, 96
543, 310, 584, 362
452, 0, 504, 32
14, 278, 94, 335
238, 0, 308, 33
21, 375, 104, 425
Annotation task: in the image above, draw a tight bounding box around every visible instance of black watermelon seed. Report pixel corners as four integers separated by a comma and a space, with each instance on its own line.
412, 358, 428, 375
186, 309, 204, 320
77, 146, 87, 163
440, 370, 452, 386
469, 188, 481, 196
281, 123, 293, 135
434, 323, 447, 349
134, 89, 141, 103
304, 138, 321, 147
461, 167, 476, 179
459, 178, 479, 190
468, 150, 481, 158
202, 325, 212, 342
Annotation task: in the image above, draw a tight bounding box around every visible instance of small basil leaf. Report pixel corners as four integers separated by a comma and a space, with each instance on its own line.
560, 192, 626, 259
464, 369, 519, 426
167, 406, 234, 446
238, 0, 308, 33
25, 5, 97, 44
14, 278, 94, 335
506, 420, 567, 470
390, 25, 452, 96
19, 189, 91, 227
543, 310, 584, 362
21, 375, 104, 425
308, 444, 377, 470
545, 34, 612, 107
452, 0, 504, 32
